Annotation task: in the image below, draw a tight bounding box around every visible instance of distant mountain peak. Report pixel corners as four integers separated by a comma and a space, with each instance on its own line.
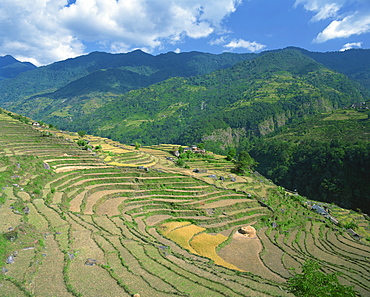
0, 55, 37, 80
0, 55, 19, 67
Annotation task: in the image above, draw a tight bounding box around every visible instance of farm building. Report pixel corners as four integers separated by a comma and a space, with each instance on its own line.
311, 204, 329, 217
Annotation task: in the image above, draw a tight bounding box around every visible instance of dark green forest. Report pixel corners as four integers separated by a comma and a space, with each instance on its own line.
62, 49, 367, 146
250, 107, 370, 213
0, 50, 256, 119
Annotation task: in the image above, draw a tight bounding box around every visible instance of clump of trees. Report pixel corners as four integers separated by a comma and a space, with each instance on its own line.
233, 150, 258, 174
78, 130, 86, 138
287, 260, 357, 297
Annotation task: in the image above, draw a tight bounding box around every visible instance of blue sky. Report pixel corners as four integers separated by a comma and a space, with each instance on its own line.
0, 0, 369, 65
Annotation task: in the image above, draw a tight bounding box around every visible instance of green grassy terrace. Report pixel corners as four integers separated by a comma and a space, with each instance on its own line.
0, 111, 369, 296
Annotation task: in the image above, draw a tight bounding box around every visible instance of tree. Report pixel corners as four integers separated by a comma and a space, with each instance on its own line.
134, 142, 141, 150
226, 147, 237, 161
234, 150, 258, 174
78, 130, 86, 138
197, 143, 205, 150
287, 260, 357, 297
176, 158, 185, 167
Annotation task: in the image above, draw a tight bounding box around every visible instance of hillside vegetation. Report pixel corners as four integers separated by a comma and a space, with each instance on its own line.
250, 105, 370, 214
291, 47, 370, 90
61, 49, 366, 147
0, 110, 369, 296
1, 48, 370, 137
0, 55, 36, 80
0, 50, 256, 120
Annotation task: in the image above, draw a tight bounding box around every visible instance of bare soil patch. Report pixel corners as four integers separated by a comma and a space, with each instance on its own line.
55, 165, 112, 173
83, 190, 124, 215
218, 229, 285, 283
95, 197, 126, 216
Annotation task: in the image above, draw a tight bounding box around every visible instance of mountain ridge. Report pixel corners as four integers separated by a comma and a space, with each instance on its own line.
0, 55, 36, 80
60, 49, 366, 147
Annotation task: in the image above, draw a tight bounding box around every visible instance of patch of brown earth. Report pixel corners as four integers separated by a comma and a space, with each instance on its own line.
218, 227, 285, 283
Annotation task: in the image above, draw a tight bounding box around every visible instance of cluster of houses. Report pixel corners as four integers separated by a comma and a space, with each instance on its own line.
173, 145, 206, 157
32, 122, 46, 128
310, 204, 361, 240
349, 101, 369, 110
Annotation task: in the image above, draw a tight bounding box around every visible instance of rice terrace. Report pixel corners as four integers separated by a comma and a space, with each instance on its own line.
0, 109, 369, 297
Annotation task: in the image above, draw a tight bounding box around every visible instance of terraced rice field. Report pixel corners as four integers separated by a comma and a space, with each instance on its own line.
1, 111, 370, 296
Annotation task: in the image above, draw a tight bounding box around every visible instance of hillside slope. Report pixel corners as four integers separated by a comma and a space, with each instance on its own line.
0, 50, 256, 116
0, 110, 369, 296
251, 105, 370, 214
62, 49, 367, 146
0, 55, 36, 80
295, 47, 370, 90
2, 47, 370, 131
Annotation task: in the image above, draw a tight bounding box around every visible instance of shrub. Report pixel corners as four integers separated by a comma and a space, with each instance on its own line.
77, 139, 88, 147
287, 260, 357, 297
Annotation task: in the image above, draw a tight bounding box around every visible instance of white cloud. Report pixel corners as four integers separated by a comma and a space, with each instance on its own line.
314, 13, 370, 42
209, 36, 228, 45
0, 0, 242, 65
340, 41, 362, 51
294, 0, 344, 21
295, 0, 370, 43
224, 39, 266, 52
174, 48, 181, 54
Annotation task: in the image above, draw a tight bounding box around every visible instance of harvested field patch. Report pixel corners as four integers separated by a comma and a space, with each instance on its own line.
0, 199, 23, 232
95, 197, 126, 216
83, 190, 118, 215
190, 232, 239, 270
158, 221, 191, 236
196, 198, 254, 209
33, 236, 71, 297
5, 248, 36, 283
93, 216, 122, 235
258, 227, 290, 278
17, 192, 30, 202
52, 191, 64, 204
55, 165, 112, 173
146, 215, 172, 226
69, 259, 129, 297
0, 279, 29, 296
27, 203, 49, 230
166, 224, 205, 254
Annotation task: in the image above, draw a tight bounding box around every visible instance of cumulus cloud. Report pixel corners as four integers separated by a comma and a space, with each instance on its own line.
0, 0, 85, 66
340, 41, 362, 51
295, 0, 370, 43
0, 0, 242, 65
294, 0, 344, 21
314, 13, 370, 42
224, 39, 266, 52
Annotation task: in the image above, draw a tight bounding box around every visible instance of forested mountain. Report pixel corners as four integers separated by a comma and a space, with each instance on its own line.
61, 49, 367, 147
293, 47, 370, 90
0, 47, 369, 215
1, 47, 370, 129
0, 55, 36, 80
0, 50, 257, 118
250, 105, 370, 213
